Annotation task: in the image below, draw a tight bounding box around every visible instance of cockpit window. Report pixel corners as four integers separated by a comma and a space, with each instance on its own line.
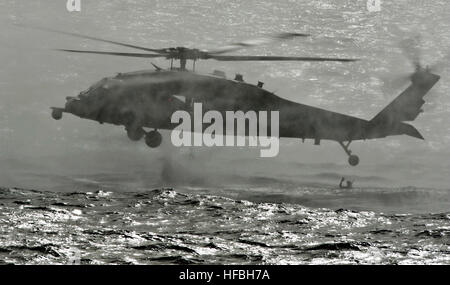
79, 78, 109, 98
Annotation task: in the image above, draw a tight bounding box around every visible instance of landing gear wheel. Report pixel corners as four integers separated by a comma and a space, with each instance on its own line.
348, 155, 359, 166
338, 141, 360, 166
145, 130, 162, 148
51, 108, 63, 120
126, 127, 145, 141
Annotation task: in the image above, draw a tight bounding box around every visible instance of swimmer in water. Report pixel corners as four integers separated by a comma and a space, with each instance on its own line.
339, 177, 353, 189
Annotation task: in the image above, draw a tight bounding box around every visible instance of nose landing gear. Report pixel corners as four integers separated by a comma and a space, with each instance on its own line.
51, 108, 63, 120
338, 141, 359, 166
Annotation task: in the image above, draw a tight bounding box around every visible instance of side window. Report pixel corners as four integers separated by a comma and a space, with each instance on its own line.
173, 95, 186, 103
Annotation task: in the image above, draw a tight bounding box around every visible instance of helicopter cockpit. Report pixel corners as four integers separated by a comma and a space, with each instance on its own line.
62, 78, 114, 119
78, 78, 110, 99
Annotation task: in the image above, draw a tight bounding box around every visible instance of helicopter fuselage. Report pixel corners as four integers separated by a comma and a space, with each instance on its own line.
57, 69, 371, 142
52, 68, 439, 165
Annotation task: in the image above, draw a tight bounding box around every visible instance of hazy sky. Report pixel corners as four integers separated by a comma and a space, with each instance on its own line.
1, 0, 450, 189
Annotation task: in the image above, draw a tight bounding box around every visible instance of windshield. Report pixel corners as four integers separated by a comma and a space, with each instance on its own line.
79, 78, 108, 98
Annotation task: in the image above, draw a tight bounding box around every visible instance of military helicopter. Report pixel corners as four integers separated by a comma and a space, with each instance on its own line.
44, 28, 441, 166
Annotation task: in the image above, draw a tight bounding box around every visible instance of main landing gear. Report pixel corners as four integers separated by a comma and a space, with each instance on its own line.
338, 141, 359, 166
145, 130, 162, 148
126, 127, 145, 141
126, 127, 162, 148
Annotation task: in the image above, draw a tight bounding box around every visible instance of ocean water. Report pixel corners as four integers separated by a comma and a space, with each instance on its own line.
1, 186, 449, 265
0, 0, 450, 264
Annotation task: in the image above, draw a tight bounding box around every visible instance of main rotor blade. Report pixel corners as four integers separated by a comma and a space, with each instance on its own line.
56, 49, 165, 58
17, 24, 166, 54
207, 32, 310, 55
208, 55, 359, 62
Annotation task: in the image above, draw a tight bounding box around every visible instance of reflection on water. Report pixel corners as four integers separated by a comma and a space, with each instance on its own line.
1, 187, 449, 265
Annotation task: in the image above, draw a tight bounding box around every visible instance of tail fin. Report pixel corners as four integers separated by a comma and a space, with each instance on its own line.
368, 69, 440, 139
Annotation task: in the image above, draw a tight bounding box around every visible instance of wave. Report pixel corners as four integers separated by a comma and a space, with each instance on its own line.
1, 186, 450, 264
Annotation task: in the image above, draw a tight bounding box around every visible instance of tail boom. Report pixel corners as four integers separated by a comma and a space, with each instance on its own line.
367, 69, 439, 140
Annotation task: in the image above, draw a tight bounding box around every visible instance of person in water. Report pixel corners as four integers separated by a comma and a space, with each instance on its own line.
339, 177, 353, 189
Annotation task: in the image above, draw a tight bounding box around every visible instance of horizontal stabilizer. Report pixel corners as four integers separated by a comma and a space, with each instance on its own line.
399, 123, 424, 140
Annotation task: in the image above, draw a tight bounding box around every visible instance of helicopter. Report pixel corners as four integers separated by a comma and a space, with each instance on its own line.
42, 28, 441, 166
